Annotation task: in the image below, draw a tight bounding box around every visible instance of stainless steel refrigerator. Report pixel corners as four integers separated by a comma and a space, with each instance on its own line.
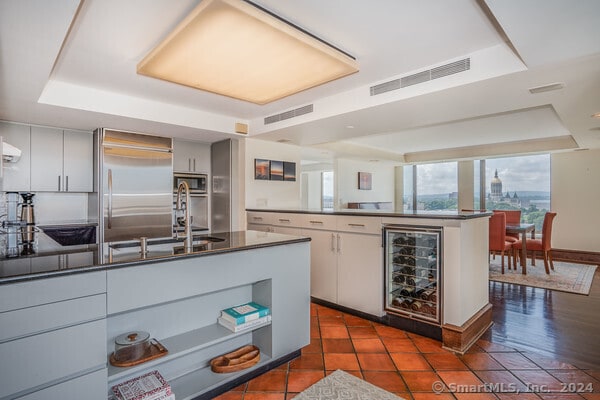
91, 129, 173, 243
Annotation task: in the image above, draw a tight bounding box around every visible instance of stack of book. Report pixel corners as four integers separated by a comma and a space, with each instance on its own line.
111, 370, 174, 400
218, 301, 271, 333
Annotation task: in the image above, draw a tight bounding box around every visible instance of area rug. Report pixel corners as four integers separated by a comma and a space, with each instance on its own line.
489, 259, 597, 295
295, 369, 405, 400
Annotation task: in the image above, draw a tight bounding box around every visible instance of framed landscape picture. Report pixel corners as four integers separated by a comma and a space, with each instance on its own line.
270, 160, 284, 181
254, 159, 270, 180
283, 162, 296, 181
358, 172, 372, 190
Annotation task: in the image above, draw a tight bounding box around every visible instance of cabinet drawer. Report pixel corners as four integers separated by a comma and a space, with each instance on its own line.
0, 294, 106, 342
0, 271, 106, 313
15, 368, 107, 400
247, 212, 274, 225
301, 214, 337, 231
336, 215, 383, 235
271, 213, 304, 227
0, 319, 106, 399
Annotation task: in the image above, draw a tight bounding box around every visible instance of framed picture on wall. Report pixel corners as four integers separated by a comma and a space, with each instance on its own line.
270, 160, 284, 181
358, 172, 372, 190
254, 159, 270, 180
283, 162, 296, 181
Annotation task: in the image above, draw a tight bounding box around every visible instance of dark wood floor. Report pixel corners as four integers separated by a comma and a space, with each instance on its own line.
484, 268, 600, 370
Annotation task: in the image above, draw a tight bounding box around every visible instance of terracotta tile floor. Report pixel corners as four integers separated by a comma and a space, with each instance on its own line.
214, 304, 600, 399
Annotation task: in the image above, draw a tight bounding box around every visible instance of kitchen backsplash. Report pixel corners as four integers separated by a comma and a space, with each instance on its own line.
0, 191, 90, 225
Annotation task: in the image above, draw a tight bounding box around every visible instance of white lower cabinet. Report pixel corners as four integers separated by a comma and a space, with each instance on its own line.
247, 223, 271, 232
0, 271, 107, 399
0, 319, 106, 399
337, 232, 383, 316
15, 368, 107, 400
246, 211, 385, 317
302, 229, 338, 304
270, 225, 302, 235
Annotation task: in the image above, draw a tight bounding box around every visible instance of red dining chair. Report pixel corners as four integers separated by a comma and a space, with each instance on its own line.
488, 212, 513, 274
513, 212, 557, 274
493, 210, 521, 243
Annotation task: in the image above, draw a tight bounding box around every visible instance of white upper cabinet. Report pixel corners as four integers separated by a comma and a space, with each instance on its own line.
30, 127, 92, 192
31, 126, 63, 191
173, 139, 210, 173
0, 122, 31, 192
63, 130, 93, 192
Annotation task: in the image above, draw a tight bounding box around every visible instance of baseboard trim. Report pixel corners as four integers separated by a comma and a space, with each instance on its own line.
552, 248, 600, 265
442, 303, 493, 354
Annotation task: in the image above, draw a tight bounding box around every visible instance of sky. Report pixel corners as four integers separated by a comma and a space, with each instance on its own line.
414, 154, 550, 195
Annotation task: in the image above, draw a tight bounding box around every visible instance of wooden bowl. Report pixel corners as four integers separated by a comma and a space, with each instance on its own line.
210, 345, 260, 373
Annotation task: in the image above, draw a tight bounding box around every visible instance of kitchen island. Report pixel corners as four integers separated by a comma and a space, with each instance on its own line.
247, 208, 491, 354
0, 230, 310, 400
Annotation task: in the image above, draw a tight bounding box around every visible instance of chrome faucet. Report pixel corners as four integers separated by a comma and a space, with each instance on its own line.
175, 181, 193, 252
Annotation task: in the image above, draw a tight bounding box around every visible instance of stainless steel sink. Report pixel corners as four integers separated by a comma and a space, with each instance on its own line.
109, 235, 224, 250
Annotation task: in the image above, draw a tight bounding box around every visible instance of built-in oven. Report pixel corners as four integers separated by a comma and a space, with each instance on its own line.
173, 173, 208, 194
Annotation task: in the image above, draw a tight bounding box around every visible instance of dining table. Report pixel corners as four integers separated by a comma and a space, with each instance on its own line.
506, 223, 536, 274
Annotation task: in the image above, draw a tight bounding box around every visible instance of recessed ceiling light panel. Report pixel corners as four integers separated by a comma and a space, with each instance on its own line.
137, 0, 359, 104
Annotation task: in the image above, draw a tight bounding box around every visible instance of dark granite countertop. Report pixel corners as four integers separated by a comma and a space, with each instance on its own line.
0, 231, 309, 284
246, 208, 492, 220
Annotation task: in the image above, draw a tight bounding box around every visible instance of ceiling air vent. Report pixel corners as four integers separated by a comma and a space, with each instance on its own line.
264, 104, 314, 125
370, 58, 471, 95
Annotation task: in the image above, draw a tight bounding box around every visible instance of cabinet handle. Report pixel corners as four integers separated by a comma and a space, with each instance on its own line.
337, 234, 341, 253
348, 223, 365, 227
193, 158, 196, 172
331, 233, 335, 252
65, 176, 69, 192
188, 158, 192, 171
278, 218, 290, 222
309, 220, 323, 224
58, 175, 61, 191
253, 216, 263, 221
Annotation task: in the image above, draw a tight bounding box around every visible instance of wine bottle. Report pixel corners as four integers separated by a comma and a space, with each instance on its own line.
401, 266, 415, 275
392, 297, 403, 307
400, 299, 413, 309
411, 301, 423, 311
400, 286, 415, 297
420, 288, 435, 301
393, 274, 405, 284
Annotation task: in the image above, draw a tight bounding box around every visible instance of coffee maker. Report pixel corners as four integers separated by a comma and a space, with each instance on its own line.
3, 192, 36, 257
19, 193, 36, 255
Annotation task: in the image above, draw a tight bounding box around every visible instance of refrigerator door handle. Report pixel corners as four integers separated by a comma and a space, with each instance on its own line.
337, 234, 341, 253
108, 168, 113, 229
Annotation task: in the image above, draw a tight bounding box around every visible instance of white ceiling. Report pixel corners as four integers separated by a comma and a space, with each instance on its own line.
1, 0, 599, 162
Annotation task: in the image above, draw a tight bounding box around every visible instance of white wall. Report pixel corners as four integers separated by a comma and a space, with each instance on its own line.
245, 138, 301, 208
335, 158, 395, 208
304, 171, 323, 209
457, 160, 475, 211
551, 150, 600, 252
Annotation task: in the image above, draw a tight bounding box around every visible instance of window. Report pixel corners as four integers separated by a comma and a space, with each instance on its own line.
483, 154, 551, 230
322, 171, 334, 209
403, 162, 458, 211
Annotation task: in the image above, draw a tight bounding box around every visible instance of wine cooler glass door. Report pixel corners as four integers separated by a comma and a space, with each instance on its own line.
384, 226, 441, 323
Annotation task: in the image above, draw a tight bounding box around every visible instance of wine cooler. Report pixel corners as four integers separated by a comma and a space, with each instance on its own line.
384, 225, 442, 324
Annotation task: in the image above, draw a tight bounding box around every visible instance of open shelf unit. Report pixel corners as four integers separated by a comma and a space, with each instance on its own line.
106, 276, 274, 399
107, 320, 272, 382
